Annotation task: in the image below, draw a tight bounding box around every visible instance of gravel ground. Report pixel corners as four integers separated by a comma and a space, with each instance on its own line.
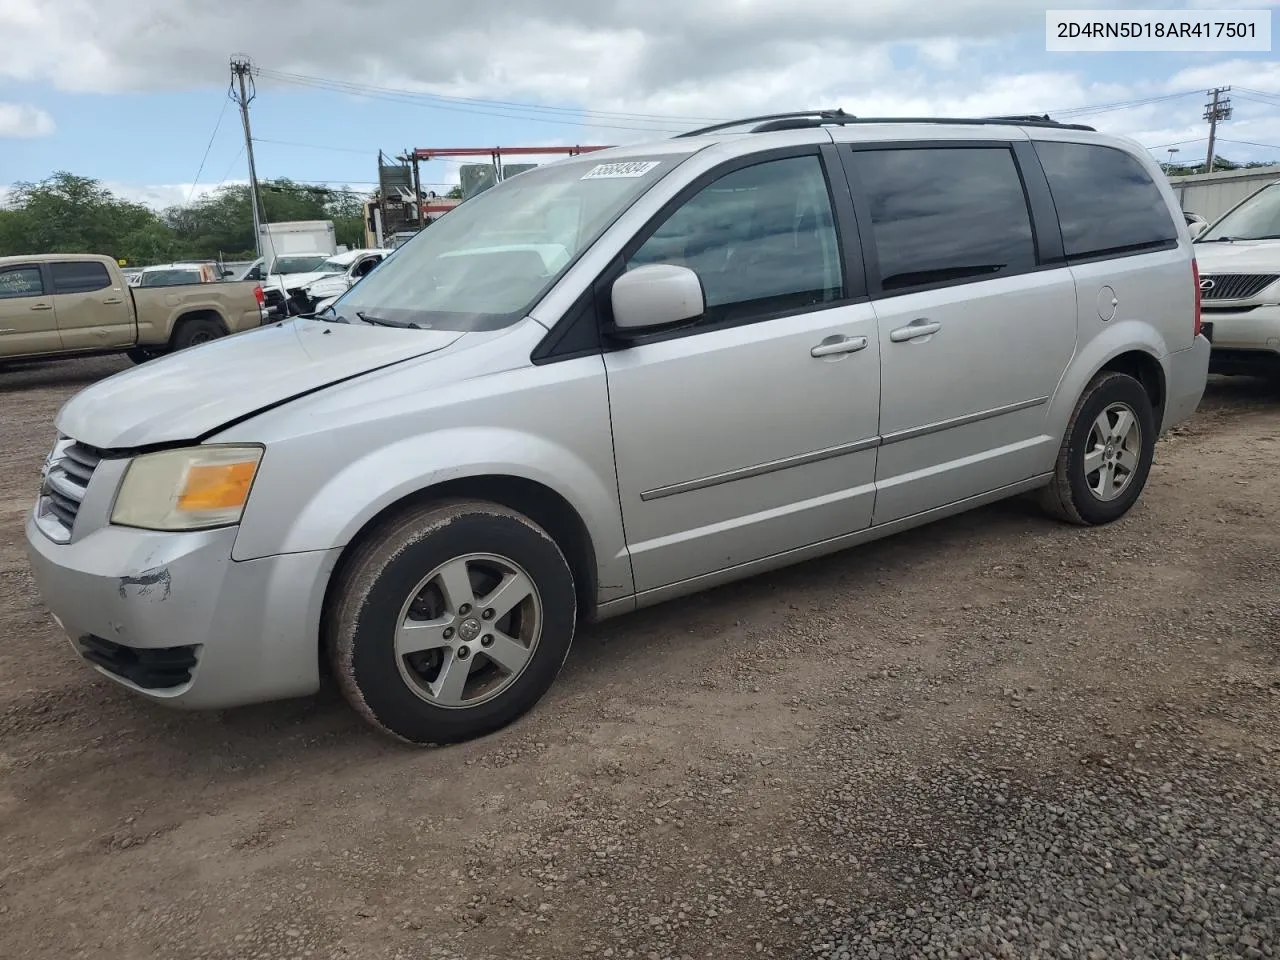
1, 356, 1279, 960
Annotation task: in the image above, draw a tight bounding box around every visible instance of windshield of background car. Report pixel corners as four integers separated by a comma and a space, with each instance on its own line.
139, 269, 201, 286
317, 255, 352, 274
1200, 183, 1280, 241
334, 154, 681, 330
271, 256, 327, 274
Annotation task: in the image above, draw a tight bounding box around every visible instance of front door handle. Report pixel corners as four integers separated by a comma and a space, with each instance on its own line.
810, 335, 868, 358
29, 303, 52, 311
889, 319, 941, 343
102, 297, 124, 304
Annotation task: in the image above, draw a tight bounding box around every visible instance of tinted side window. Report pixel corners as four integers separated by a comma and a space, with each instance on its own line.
0, 266, 44, 300
627, 155, 843, 325
1035, 141, 1178, 259
50, 260, 112, 294
852, 147, 1037, 293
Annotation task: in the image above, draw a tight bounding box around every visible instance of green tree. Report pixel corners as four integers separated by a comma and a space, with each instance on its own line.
164, 178, 368, 259
0, 171, 172, 263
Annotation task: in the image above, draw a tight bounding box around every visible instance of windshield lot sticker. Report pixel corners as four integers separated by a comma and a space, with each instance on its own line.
581, 161, 661, 180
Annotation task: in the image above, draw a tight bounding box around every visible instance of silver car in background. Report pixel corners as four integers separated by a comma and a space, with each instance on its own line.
25, 111, 1209, 745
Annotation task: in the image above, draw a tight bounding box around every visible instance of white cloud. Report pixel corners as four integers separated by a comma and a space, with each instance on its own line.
0, 0, 1040, 99
0, 102, 54, 138
3, 0, 1280, 186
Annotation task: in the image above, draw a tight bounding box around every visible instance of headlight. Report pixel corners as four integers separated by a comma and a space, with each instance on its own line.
111, 445, 264, 531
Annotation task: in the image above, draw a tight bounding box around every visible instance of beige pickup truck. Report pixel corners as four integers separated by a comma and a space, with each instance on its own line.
0, 253, 266, 365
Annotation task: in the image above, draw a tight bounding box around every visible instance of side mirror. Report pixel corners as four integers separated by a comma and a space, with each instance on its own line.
610, 264, 704, 334
1189, 220, 1208, 239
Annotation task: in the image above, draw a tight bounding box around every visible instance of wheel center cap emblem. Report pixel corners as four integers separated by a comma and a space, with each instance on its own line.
458, 618, 482, 642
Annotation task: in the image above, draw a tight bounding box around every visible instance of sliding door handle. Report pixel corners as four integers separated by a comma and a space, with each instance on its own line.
102, 297, 124, 305
29, 303, 53, 311
811, 335, 868, 358
889, 319, 941, 342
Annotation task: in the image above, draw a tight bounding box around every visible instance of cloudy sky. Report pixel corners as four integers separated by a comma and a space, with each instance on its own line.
2, 0, 1279, 209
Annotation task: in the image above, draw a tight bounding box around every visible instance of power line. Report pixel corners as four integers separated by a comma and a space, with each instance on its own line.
1234, 86, 1280, 104
1049, 90, 1200, 118
212, 144, 246, 191
1146, 137, 1207, 150
185, 95, 231, 204
1218, 137, 1280, 152
254, 67, 725, 127
252, 68, 697, 134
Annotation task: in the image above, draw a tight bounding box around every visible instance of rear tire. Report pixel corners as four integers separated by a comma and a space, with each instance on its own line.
327, 500, 577, 746
1039, 371, 1157, 526
171, 317, 225, 351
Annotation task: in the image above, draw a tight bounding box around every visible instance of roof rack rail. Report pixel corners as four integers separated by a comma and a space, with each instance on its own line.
674, 109, 853, 139
675, 111, 1095, 137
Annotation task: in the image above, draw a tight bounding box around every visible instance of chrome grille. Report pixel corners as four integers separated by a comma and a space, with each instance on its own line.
1199, 273, 1279, 301
37, 438, 102, 541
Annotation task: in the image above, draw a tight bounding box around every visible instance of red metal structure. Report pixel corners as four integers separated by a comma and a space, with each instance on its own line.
412, 145, 613, 184
401, 145, 615, 226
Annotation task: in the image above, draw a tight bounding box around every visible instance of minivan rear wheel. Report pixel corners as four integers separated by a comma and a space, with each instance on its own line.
327, 500, 577, 745
1039, 371, 1157, 526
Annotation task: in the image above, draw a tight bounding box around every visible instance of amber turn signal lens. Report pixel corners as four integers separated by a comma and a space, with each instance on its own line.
178, 461, 259, 511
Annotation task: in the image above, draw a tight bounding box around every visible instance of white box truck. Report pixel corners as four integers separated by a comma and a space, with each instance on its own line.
259, 221, 337, 262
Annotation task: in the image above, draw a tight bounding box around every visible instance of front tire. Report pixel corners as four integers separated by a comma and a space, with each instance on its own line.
327, 500, 577, 745
1039, 371, 1157, 526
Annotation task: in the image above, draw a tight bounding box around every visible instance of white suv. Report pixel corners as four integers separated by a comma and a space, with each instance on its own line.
25, 110, 1210, 746
1192, 180, 1280, 377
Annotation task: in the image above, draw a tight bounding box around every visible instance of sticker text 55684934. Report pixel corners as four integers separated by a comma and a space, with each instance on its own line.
580, 161, 661, 180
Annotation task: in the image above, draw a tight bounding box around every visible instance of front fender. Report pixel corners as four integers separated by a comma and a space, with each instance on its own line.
1046, 319, 1170, 446
229, 426, 634, 603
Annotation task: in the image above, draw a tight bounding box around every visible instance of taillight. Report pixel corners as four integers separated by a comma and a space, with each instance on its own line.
1191, 259, 1202, 338
254, 284, 265, 306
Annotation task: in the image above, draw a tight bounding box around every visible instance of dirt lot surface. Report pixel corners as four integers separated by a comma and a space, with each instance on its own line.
2, 356, 1279, 960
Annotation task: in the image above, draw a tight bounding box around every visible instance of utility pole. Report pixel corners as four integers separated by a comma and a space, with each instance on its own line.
1203, 86, 1232, 174
230, 55, 265, 258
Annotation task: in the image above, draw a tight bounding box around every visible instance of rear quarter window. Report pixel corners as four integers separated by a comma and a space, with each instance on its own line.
1034, 141, 1178, 261
49, 260, 114, 294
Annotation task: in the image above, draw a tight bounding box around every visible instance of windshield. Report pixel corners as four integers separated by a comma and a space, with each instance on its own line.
139, 269, 201, 287
1199, 182, 1280, 241
333, 154, 680, 330
270, 255, 328, 275
317, 255, 353, 275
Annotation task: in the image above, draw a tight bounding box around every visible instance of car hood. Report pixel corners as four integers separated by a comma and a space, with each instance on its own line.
1194, 239, 1280, 274
305, 275, 350, 294
273, 270, 339, 291
56, 318, 465, 449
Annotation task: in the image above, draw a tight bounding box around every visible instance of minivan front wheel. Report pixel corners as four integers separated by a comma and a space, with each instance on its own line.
1040, 371, 1157, 526
328, 500, 577, 745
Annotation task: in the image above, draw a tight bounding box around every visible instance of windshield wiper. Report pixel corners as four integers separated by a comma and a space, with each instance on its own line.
356, 310, 420, 329
1200, 234, 1280, 243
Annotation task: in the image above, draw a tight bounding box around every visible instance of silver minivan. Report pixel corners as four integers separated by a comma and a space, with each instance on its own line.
25, 111, 1210, 745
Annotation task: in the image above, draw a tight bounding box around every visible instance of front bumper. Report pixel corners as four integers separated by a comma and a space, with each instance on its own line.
24, 515, 340, 710
1204, 305, 1280, 374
